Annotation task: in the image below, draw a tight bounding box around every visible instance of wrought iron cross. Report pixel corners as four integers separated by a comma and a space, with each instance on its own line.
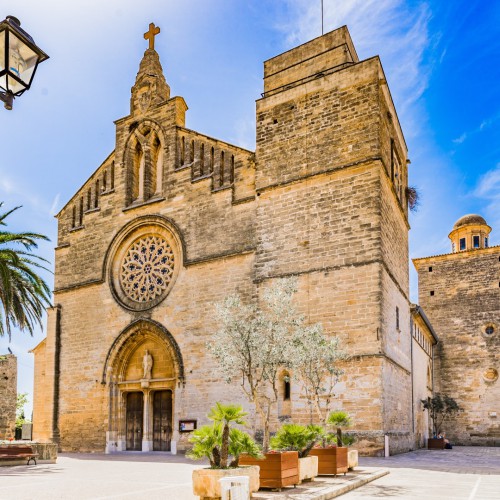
144, 22, 160, 50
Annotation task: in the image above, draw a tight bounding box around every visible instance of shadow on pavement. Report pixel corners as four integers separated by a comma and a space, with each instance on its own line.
0, 465, 63, 476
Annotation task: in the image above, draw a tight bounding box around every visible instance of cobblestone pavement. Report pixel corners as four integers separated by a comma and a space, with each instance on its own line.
0, 447, 498, 499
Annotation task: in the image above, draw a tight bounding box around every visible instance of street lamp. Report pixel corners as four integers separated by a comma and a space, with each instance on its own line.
0, 16, 49, 110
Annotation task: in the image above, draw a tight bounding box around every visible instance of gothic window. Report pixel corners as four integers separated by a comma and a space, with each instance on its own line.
110, 222, 181, 312
79, 197, 84, 226
132, 143, 144, 202
230, 155, 235, 184
110, 161, 115, 189
459, 237, 466, 251
72, 206, 76, 228
200, 143, 205, 176
180, 136, 185, 166
190, 139, 195, 165
103, 171, 107, 192
87, 188, 91, 211
284, 379, 291, 400
220, 151, 225, 187
146, 136, 161, 199
95, 180, 100, 208
120, 235, 175, 303
210, 147, 214, 173
126, 124, 165, 206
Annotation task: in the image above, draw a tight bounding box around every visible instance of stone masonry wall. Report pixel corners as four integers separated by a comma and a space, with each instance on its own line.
0, 354, 17, 439
416, 248, 500, 445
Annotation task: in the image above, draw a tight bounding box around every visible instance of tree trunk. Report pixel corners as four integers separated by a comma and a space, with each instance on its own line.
220, 423, 229, 468
337, 427, 343, 447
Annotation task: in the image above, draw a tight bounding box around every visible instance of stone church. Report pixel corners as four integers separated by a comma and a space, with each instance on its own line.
32, 24, 435, 456
414, 215, 499, 446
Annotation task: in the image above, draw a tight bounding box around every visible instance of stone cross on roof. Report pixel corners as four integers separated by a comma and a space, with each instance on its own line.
144, 22, 160, 50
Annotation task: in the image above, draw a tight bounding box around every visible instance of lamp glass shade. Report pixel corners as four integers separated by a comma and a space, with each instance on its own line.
6, 32, 38, 93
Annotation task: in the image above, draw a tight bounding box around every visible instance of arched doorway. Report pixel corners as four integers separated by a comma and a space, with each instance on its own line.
103, 319, 184, 452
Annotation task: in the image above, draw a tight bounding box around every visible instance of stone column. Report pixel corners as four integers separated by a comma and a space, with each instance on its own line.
116, 392, 127, 451
142, 390, 153, 452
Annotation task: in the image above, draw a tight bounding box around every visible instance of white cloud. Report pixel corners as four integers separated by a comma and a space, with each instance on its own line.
474, 164, 500, 233
453, 133, 467, 144
49, 193, 61, 216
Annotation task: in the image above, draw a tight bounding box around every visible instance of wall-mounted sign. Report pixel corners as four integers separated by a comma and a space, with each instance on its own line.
179, 419, 197, 432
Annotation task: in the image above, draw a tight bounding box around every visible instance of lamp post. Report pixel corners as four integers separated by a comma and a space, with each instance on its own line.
0, 16, 49, 110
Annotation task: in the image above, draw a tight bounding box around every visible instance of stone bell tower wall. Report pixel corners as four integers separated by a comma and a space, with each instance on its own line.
255, 28, 411, 454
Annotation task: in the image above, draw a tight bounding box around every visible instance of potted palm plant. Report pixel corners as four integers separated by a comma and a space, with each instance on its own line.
309, 411, 351, 476
189, 403, 262, 500
269, 423, 322, 483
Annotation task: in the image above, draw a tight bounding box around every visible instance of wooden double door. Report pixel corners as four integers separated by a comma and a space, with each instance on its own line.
126, 390, 172, 451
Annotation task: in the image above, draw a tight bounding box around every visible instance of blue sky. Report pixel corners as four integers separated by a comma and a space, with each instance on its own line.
1, 0, 498, 417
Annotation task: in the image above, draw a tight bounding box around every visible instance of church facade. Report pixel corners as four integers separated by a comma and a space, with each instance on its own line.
33, 25, 428, 455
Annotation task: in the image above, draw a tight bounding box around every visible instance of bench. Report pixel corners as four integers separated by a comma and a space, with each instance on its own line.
0, 445, 38, 465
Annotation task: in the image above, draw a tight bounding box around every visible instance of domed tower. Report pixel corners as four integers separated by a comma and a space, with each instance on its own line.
448, 214, 491, 252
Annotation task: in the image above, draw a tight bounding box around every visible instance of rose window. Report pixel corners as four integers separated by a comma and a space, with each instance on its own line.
120, 235, 174, 303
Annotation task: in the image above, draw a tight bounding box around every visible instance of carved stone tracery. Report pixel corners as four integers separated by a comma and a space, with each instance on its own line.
120, 235, 174, 303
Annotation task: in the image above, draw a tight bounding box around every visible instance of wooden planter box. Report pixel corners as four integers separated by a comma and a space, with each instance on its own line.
309, 447, 348, 476
428, 438, 445, 449
239, 451, 299, 489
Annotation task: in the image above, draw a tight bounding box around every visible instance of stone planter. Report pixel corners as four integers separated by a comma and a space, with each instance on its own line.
192, 465, 259, 500
348, 449, 358, 469
309, 447, 348, 476
239, 451, 299, 489
31, 443, 58, 463
298, 455, 318, 483
428, 438, 445, 450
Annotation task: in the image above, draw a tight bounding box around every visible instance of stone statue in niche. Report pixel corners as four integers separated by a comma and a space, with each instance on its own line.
142, 349, 154, 379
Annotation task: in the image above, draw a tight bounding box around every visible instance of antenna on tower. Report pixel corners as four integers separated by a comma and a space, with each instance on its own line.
321, 0, 324, 35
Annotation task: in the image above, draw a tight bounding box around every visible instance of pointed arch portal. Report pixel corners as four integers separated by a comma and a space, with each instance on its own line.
103, 319, 184, 452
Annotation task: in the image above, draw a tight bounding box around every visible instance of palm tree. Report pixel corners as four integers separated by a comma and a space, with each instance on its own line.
208, 402, 248, 468
0, 203, 51, 340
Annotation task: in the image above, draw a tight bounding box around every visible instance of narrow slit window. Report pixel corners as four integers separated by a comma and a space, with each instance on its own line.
210, 147, 214, 173
110, 162, 115, 189
396, 306, 399, 330
95, 180, 100, 208
220, 151, 225, 187
87, 189, 91, 211
284, 379, 291, 400
230, 155, 235, 184
190, 140, 195, 165
79, 197, 83, 226
103, 171, 107, 192
180, 136, 185, 166
200, 144, 205, 175
72, 206, 76, 228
